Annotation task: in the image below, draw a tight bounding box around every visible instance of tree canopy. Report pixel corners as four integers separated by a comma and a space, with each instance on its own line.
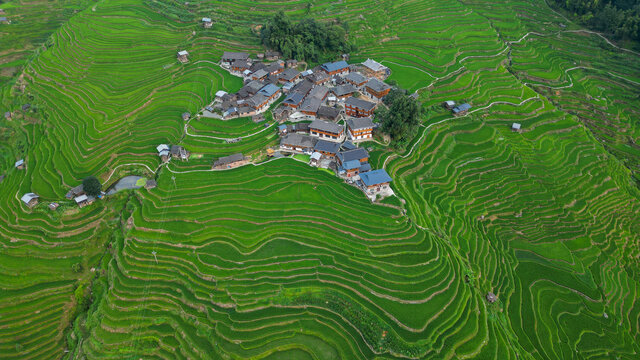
376, 89, 423, 147
260, 11, 353, 62
83, 176, 102, 196
550, 0, 640, 44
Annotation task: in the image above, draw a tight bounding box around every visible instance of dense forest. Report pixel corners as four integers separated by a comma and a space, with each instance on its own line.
259, 11, 353, 62
549, 0, 640, 43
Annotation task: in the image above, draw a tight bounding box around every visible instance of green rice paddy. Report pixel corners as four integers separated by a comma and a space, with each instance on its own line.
0, 0, 639, 359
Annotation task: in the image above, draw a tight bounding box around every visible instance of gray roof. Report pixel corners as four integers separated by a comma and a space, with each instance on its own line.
362, 58, 387, 72
279, 68, 300, 81
222, 52, 249, 61
341, 141, 356, 150
233, 59, 251, 69
280, 133, 317, 148
365, 78, 391, 93
309, 85, 329, 100
21, 192, 39, 204
314, 139, 341, 154
74, 194, 88, 204
338, 148, 369, 163
309, 120, 343, 134
345, 97, 376, 111
331, 84, 356, 97
177, 50, 189, 56
283, 92, 305, 106
15, 159, 24, 167
214, 153, 244, 167
347, 117, 374, 131
512, 123, 521, 130
202, 17, 212, 22
265, 62, 283, 73
247, 93, 269, 108
4, 111, 10, 118
344, 72, 367, 85
317, 106, 341, 120
291, 80, 313, 96
170, 145, 185, 155
299, 97, 322, 114
252, 69, 268, 79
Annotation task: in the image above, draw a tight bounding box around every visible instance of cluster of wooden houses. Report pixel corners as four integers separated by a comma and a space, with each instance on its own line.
156, 144, 190, 162
278, 126, 392, 199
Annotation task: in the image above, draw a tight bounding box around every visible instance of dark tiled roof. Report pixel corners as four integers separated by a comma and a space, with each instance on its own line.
345, 97, 376, 111
365, 78, 391, 93
222, 52, 249, 61
338, 148, 369, 163
310, 120, 343, 134
347, 117, 374, 131
214, 153, 244, 167
314, 140, 341, 154
317, 106, 340, 120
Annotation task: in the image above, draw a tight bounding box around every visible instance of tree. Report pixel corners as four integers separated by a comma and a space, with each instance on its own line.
377, 89, 423, 147
83, 176, 102, 196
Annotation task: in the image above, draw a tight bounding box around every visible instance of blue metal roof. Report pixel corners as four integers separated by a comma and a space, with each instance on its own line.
283, 92, 305, 105
360, 169, 392, 186
278, 124, 287, 131
258, 83, 280, 97
452, 103, 471, 113
343, 160, 361, 170
321, 60, 349, 73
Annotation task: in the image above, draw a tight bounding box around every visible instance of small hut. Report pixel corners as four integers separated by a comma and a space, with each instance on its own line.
202, 17, 212, 28
49, 202, 59, 210
486, 292, 497, 303
145, 180, 157, 189
21, 193, 39, 208
177, 50, 189, 63
15, 159, 25, 170
182, 112, 191, 121
511, 123, 521, 132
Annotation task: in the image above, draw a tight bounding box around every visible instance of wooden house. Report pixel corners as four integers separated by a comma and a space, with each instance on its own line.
345, 97, 376, 118
452, 103, 471, 116
309, 120, 344, 142
21, 193, 39, 208
170, 145, 189, 161
212, 153, 247, 169
346, 117, 374, 140
364, 78, 391, 100
359, 169, 392, 194
280, 133, 317, 153
314, 139, 341, 159
177, 50, 189, 63
321, 61, 349, 76
361, 58, 390, 78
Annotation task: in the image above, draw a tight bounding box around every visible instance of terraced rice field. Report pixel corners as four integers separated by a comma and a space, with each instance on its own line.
1, 0, 639, 359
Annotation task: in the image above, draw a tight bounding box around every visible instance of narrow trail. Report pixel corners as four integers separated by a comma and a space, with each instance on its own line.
382, 96, 541, 169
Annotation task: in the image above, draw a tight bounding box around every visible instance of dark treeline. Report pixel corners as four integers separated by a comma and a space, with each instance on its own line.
260, 11, 353, 62
376, 89, 422, 148
550, 0, 640, 43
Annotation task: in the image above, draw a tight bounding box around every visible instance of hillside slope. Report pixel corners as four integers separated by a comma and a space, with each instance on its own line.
0, 0, 639, 359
